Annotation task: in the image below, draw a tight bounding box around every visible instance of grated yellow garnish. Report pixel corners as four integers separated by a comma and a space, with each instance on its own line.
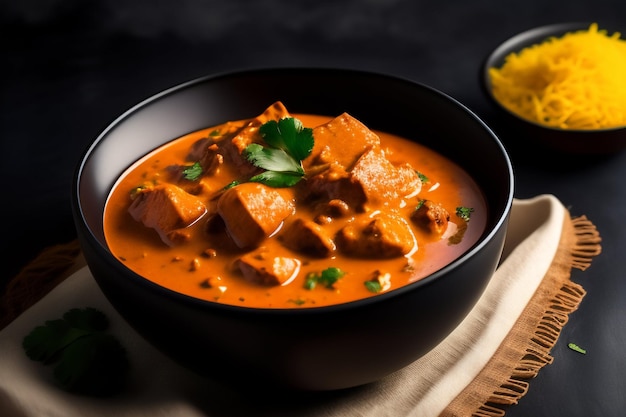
489, 23, 626, 130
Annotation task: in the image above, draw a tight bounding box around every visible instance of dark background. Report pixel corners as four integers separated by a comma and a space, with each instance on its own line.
2, 1, 625, 416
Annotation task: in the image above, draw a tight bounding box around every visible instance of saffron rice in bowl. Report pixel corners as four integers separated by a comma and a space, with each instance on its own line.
482, 22, 626, 155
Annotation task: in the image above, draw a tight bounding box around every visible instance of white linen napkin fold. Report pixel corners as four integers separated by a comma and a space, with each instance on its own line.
0, 195, 567, 417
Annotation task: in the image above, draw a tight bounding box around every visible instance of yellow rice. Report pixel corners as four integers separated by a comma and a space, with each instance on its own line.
489, 23, 626, 130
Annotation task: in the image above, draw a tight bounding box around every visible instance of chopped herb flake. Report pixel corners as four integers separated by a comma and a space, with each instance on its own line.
304, 272, 318, 290
222, 180, 240, 190
364, 280, 383, 293
417, 171, 429, 183
182, 162, 203, 181
304, 267, 346, 290
456, 206, 474, 222
568, 342, 587, 354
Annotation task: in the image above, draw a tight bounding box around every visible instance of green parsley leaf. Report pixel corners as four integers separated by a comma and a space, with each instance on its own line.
242, 117, 314, 188
244, 143, 304, 174
259, 117, 314, 162
249, 171, 303, 188
416, 171, 429, 183
54, 332, 128, 396
22, 307, 129, 397
456, 206, 474, 222
182, 162, 203, 181
23, 319, 91, 364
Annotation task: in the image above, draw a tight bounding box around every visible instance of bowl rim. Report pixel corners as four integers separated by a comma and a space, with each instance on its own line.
481, 21, 626, 133
74, 67, 514, 316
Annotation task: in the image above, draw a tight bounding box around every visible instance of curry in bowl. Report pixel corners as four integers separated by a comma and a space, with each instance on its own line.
74, 68, 512, 390
104, 102, 486, 308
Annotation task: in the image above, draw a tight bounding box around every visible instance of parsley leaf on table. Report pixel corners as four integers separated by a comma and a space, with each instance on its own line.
22, 307, 129, 397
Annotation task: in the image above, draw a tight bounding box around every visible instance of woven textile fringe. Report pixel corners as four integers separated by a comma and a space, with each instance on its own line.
570, 215, 602, 270
0, 240, 82, 329
463, 214, 601, 417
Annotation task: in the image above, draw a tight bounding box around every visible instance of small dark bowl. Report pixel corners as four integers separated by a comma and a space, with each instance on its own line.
72, 68, 513, 391
481, 22, 626, 155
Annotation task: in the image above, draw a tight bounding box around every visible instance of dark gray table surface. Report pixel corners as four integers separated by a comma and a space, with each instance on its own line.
2, 1, 625, 415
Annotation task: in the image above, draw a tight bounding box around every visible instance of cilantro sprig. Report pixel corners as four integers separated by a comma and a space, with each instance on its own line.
244, 117, 314, 188
22, 307, 129, 396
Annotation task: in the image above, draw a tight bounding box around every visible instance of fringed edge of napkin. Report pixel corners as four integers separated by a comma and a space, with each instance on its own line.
0, 240, 84, 330
441, 213, 602, 417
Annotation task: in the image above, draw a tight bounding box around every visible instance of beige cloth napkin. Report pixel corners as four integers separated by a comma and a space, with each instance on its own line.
0, 195, 601, 417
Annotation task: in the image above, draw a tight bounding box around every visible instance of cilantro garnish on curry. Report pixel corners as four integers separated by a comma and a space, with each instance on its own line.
103, 102, 486, 308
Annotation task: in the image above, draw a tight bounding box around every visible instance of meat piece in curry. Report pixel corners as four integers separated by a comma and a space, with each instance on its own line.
411, 200, 451, 237
220, 101, 290, 177
335, 212, 417, 259
103, 102, 486, 308
279, 218, 336, 258
217, 182, 295, 249
236, 249, 301, 286
128, 184, 207, 246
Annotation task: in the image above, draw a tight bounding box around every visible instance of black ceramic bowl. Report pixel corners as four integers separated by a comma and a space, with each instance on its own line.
482, 22, 626, 155
72, 68, 513, 391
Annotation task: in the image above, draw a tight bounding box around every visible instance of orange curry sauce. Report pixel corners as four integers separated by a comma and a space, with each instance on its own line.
104, 109, 487, 308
